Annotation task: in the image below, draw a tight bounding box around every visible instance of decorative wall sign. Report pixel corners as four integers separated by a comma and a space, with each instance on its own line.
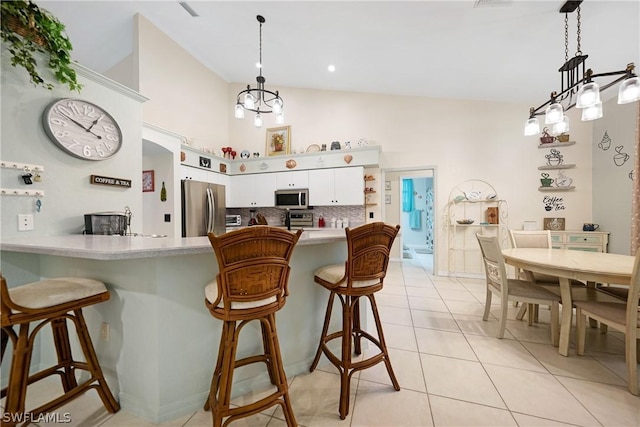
543, 195, 565, 211
199, 156, 211, 169
142, 170, 154, 192
219, 163, 227, 173
543, 217, 565, 231
90, 175, 132, 188
598, 131, 611, 150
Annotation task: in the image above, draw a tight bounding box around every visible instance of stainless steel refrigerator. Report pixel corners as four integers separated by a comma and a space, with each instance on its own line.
181, 180, 226, 237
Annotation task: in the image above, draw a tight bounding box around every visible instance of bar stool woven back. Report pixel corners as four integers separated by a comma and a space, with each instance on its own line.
0, 275, 119, 427
310, 222, 400, 419
204, 226, 302, 426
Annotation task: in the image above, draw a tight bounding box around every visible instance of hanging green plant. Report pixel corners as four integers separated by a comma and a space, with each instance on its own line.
1, 0, 81, 92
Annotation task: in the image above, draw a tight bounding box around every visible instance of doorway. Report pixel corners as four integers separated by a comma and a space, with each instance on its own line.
382, 167, 436, 274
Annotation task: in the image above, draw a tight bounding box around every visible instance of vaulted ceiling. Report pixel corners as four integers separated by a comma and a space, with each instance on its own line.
39, 1, 640, 106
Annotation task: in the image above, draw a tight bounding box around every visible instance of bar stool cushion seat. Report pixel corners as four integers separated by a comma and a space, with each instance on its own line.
205, 280, 276, 309
314, 264, 379, 288
9, 277, 107, 309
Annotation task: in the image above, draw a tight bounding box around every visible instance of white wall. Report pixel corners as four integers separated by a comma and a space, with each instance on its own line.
1, 49, 146, 238
592, 98, 637, 255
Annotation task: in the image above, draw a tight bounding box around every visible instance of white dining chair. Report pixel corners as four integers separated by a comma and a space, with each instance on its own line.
476, 234, 561, 345
575, 249, 640, 395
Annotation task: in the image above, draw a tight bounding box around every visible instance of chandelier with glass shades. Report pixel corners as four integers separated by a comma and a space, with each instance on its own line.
524, 0, 640, 137
234, 15, 284, 128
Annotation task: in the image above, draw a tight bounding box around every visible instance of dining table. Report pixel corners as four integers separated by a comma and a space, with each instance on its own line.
501, 248, 634, 356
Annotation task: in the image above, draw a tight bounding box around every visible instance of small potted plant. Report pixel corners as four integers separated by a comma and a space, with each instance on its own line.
1, 0, 81, 92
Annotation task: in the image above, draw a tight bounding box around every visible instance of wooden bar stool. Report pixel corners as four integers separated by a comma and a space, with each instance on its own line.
1, 275, 119, 427
203, 226, 302, 427
310, 222, 400, 420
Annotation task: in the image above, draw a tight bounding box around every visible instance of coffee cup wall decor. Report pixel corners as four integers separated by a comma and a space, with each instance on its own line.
540, 173, 554, 187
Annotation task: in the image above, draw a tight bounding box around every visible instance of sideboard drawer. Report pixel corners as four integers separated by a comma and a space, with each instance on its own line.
566, 234, 604, 245
550, 231, 609, 253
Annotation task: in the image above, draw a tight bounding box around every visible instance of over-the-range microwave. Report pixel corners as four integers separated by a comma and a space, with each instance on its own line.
275, 189, 309, 209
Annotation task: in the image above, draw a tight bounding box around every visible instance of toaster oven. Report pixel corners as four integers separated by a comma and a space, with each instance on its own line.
225, 214, 242, 227
84, 212, 128, 235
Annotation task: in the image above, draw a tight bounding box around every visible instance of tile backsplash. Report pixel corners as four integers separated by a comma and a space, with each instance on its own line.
227, 206, 365, 228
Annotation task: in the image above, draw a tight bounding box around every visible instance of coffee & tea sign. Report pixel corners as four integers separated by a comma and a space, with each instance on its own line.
543, 195, 565, 211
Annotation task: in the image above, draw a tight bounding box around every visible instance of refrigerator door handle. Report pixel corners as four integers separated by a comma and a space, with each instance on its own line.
206, 188, 215, 233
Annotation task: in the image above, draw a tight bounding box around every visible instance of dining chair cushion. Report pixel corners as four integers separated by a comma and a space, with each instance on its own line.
506, 279, 562, 301
205, 280, 276, 310
9, 277, 107, 309
314, 264, 380, 288
575, 301, 640, 327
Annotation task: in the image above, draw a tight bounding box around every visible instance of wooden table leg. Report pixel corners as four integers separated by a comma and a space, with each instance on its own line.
558, 277, 572, 356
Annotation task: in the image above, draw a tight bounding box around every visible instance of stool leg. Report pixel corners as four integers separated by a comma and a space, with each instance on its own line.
204, 321, 229, 411
73, 309, 120, 413
212, 320, 239, 427
310, 291, 335, 372
338, 295, 354, 420
51, 318, 78, 391
1, 327, 9, 362
265, 314, 297, 427
353, 298, 362, 356
4, 324, 33, 427
261, 321, 277, 385
369, 294, 400, 391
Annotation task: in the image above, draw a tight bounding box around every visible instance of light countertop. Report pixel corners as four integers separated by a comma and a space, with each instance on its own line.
0, 229, 347, 261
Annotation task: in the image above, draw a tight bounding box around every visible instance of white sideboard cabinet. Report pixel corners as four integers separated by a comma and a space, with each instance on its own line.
550, 231, 609, 252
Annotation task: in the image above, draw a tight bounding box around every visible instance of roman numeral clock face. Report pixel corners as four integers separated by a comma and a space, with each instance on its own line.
42, 98, 123, 160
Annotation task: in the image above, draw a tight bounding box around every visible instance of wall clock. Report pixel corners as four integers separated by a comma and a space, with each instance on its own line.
42, 98, 123, 160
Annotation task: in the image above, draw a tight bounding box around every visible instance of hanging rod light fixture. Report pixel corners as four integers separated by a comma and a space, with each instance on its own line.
523, 0, 640, 136
234, 15, 284, 128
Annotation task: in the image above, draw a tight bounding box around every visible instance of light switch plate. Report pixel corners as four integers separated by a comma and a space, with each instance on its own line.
18, 214, 34, 231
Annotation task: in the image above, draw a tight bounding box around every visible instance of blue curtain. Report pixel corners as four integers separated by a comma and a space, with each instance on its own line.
402, 179, 414, 212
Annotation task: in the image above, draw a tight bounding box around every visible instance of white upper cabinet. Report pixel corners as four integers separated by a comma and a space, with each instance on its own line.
228, 174, 277, 208
308, 167, 364, 206
275, 171, 309, 189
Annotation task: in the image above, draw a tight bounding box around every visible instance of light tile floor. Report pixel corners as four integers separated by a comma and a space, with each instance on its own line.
3, 257, 639, 426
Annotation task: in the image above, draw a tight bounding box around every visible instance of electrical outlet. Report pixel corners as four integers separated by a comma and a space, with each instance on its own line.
164, 214, 171, 222
100, 322, 110, 341
369, 212, 374, 219
18, 214, 34, 231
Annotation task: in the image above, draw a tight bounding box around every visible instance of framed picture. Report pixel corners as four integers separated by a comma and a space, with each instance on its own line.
385, 195, 391, 204
385, 181, 391, 191
543, 217, 565, 231
142, 170, 154, 192
266, 126, 291, 156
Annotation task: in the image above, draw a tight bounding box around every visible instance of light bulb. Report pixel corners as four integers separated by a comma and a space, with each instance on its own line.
576, 82, 600, 108
551, 115, 570, 135
272, 98, 283, 114
275, 112, 284, 125
524, 117, 540, 136
244, 93, 256, 110
618, 76, 640, 104
581, 101, 603, 121
545, 103, 564, 124
254, 113, 263, 128
234, 104, 245, 119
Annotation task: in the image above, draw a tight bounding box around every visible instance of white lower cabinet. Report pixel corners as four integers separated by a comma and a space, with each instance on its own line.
229, 173, 276, 208
308, 167, 364, 206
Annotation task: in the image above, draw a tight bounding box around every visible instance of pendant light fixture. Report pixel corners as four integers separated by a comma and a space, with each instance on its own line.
523, 1, 639, 136
235, 15, 284, 128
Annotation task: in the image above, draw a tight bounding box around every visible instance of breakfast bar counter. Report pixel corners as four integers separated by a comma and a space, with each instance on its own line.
0, 229, 349, 423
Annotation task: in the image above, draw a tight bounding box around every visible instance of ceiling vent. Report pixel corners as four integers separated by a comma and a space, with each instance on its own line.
474, 0, 512, 7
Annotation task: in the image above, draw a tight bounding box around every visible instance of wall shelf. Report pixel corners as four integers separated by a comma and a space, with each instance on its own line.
538, 186, 575, 191
537, 141, 576, 149
538, 164, 576, 170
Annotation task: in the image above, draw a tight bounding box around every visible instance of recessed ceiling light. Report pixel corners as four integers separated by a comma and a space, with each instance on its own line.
328, 65, 336, 72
